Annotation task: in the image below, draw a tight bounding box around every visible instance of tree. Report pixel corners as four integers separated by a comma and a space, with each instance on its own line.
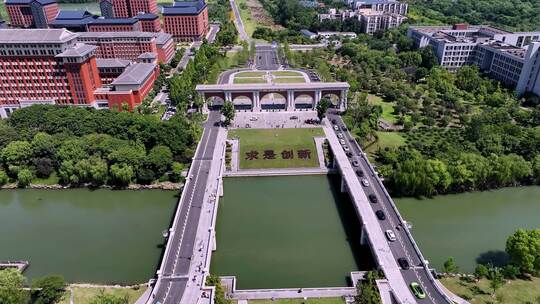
316, 97, 331, 121
109, 163, 134, 187
474, 264, 489, 278
33, 157, 54, 178
1, 140, 32, 168
146, 145, 173, 177
31, 132, 56, 158
32, 275, 66, 304
443, 257, 459, 273
169, 162, 185, 183
88, 291, 128, 304
0, 269, 28, 304
505, 229, 540, 275
355, 271, 381, 304
220, 101, 235, 126
0, 170, 8, 185
17, 168, 33, 187
487, 267, 504, 296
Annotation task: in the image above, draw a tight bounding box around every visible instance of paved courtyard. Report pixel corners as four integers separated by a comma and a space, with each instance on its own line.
230, 111, 319, 129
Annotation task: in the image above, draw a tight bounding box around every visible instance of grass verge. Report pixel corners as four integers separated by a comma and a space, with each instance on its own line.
250, 298, 345, 304
273, 77, 306, 83
440, 277, 540, 303
364, 131, 405, 159
236, 71, 266, 77
58, 286, 146, 304
233, 78, 267, 84
271, 71, 303, 77
368, 94, 398, 124
228, 128, 324, 169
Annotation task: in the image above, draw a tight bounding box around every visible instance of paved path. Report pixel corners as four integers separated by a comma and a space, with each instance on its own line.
230, 0, 250, 42
232, 287, 356, 300
313, 136, 327, 169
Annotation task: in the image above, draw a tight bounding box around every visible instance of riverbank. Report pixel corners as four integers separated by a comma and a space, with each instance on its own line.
0, 181, 182, 190
58, 284, 147, 304
441, 277, 540, 303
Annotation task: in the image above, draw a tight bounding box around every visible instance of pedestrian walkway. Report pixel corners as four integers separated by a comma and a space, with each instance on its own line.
224, 167, 332, 177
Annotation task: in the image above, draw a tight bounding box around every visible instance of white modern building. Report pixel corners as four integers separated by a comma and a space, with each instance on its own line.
408, 24, 540, 96
319, 0, 407, 34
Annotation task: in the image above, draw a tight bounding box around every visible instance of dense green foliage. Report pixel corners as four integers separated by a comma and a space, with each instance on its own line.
88, 291, 128, 304
355, 271, 382, 304
0, 106, 199, 186
221, 101, 235, 126
31, 275, 66, 304
505, 229, 540, 275
206, 274, 231, 304
0, 269, 28, 304
287, 27, 540, 196
409, 0, 540, 31
209, 0, 238, 46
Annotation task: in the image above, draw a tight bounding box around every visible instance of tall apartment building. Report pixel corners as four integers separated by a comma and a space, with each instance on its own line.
408, 24, 540, 96
49, 10, 99, 32
98, 0, 158, 19
0, 29, 160, 117
134, 13, 161, 32
319, 0, 407, 34
162, 0, 208, 41
87, 18, 142, 32
4, 0, 59, 28
76, 31, 174, 63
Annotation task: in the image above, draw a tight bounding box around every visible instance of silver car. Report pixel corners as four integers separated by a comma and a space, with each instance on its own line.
361, 178, 370, 187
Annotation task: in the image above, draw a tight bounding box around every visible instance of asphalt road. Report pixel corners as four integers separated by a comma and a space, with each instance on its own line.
151, 111, 222, 304
327, 110, 452, 304
255, 44, 280, 70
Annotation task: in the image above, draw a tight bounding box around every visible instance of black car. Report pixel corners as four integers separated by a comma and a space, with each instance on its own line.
346, 152, 353, 158
375, 210, 385, 220
398, 258, 410, 270
356, 170, 364, 177
368, 194, 378, 203
342, 126, 348, 131
332, 119, 337, 124
352, 160, 360, 167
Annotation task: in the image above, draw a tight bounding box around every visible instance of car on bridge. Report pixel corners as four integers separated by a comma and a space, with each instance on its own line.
352, 160, 360, 167
410, 282, 426, 299
361, 178, 369, 187
368, 194, 378, 203
398, 258, 410, 270
385, 229, 396, 241
356, 169, 364, 177
375, 210, 385, 220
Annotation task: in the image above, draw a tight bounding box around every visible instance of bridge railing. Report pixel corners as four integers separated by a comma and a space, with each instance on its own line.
347, 129, 455, 304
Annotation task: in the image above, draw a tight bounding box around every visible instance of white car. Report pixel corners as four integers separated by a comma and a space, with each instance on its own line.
333, 125, 339, 131
337, 133, 344, 139
343, 145, 350, 152
361, 178, 370, 187
385, 230, 396, 242
339, 139, 346, 145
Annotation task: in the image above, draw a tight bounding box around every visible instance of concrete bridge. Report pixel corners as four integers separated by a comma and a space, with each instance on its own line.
195, 82, 349, 112
324, 112, 467, 304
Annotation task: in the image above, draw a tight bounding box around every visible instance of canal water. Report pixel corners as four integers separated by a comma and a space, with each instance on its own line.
211, 175, 374, 289
396, 186, 540, 273
0, 189, 176, 284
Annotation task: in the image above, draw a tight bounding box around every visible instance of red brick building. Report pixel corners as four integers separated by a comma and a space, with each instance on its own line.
94, 63, 158, 110
98, 0, 158, 18
87, 18, 142, 32
5, 0, 58, 28
162, 0, 208, 41
0, 29, 159, 117
77, 31, 174, 64
134, 13, 161, 32
96, 58, 132, 84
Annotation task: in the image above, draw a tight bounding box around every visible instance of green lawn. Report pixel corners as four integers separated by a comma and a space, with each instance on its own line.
236, 71, 266, 77
364, 131, 406, 158
441, 277, 540, 304
233, 78, 267, 84
273, 77, 306, 83
58, 286, 146, 304
32, 172, 60, 185
228, 128, 325, 169
236, 0, 257, 37
271, 71, 303, 77
368, 94, 398, 124
249, 298, 345, 304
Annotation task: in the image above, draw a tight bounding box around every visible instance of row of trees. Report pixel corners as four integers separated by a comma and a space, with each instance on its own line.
0, 106, 198, 187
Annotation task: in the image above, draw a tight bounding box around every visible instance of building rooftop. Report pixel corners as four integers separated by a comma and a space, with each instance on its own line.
138, 52, 157, 59
162, 0, 207, 15
134, 12, 159, 20
0, 29, 77, 43
56, 43, 97, 57
154, 32, 172, 45
481, 41, 528, 59
4, 0, 56, 5
55, 10, 94, 20
111, 63, 156, 86
77, 31, 155, 39
96, 58, 132, 68
90, 18, 139, 25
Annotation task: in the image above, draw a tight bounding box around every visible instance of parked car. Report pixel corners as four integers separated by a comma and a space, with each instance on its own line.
290, 116, 298, 120
375, 210, 385, 220
385, 229, 396, 241
361, 178, 369, 187
352, 160, 360, 167
356, 170, 364, 177
368, 194, 377, 203
410, 282, 426, 299
397, 258, 410, 270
